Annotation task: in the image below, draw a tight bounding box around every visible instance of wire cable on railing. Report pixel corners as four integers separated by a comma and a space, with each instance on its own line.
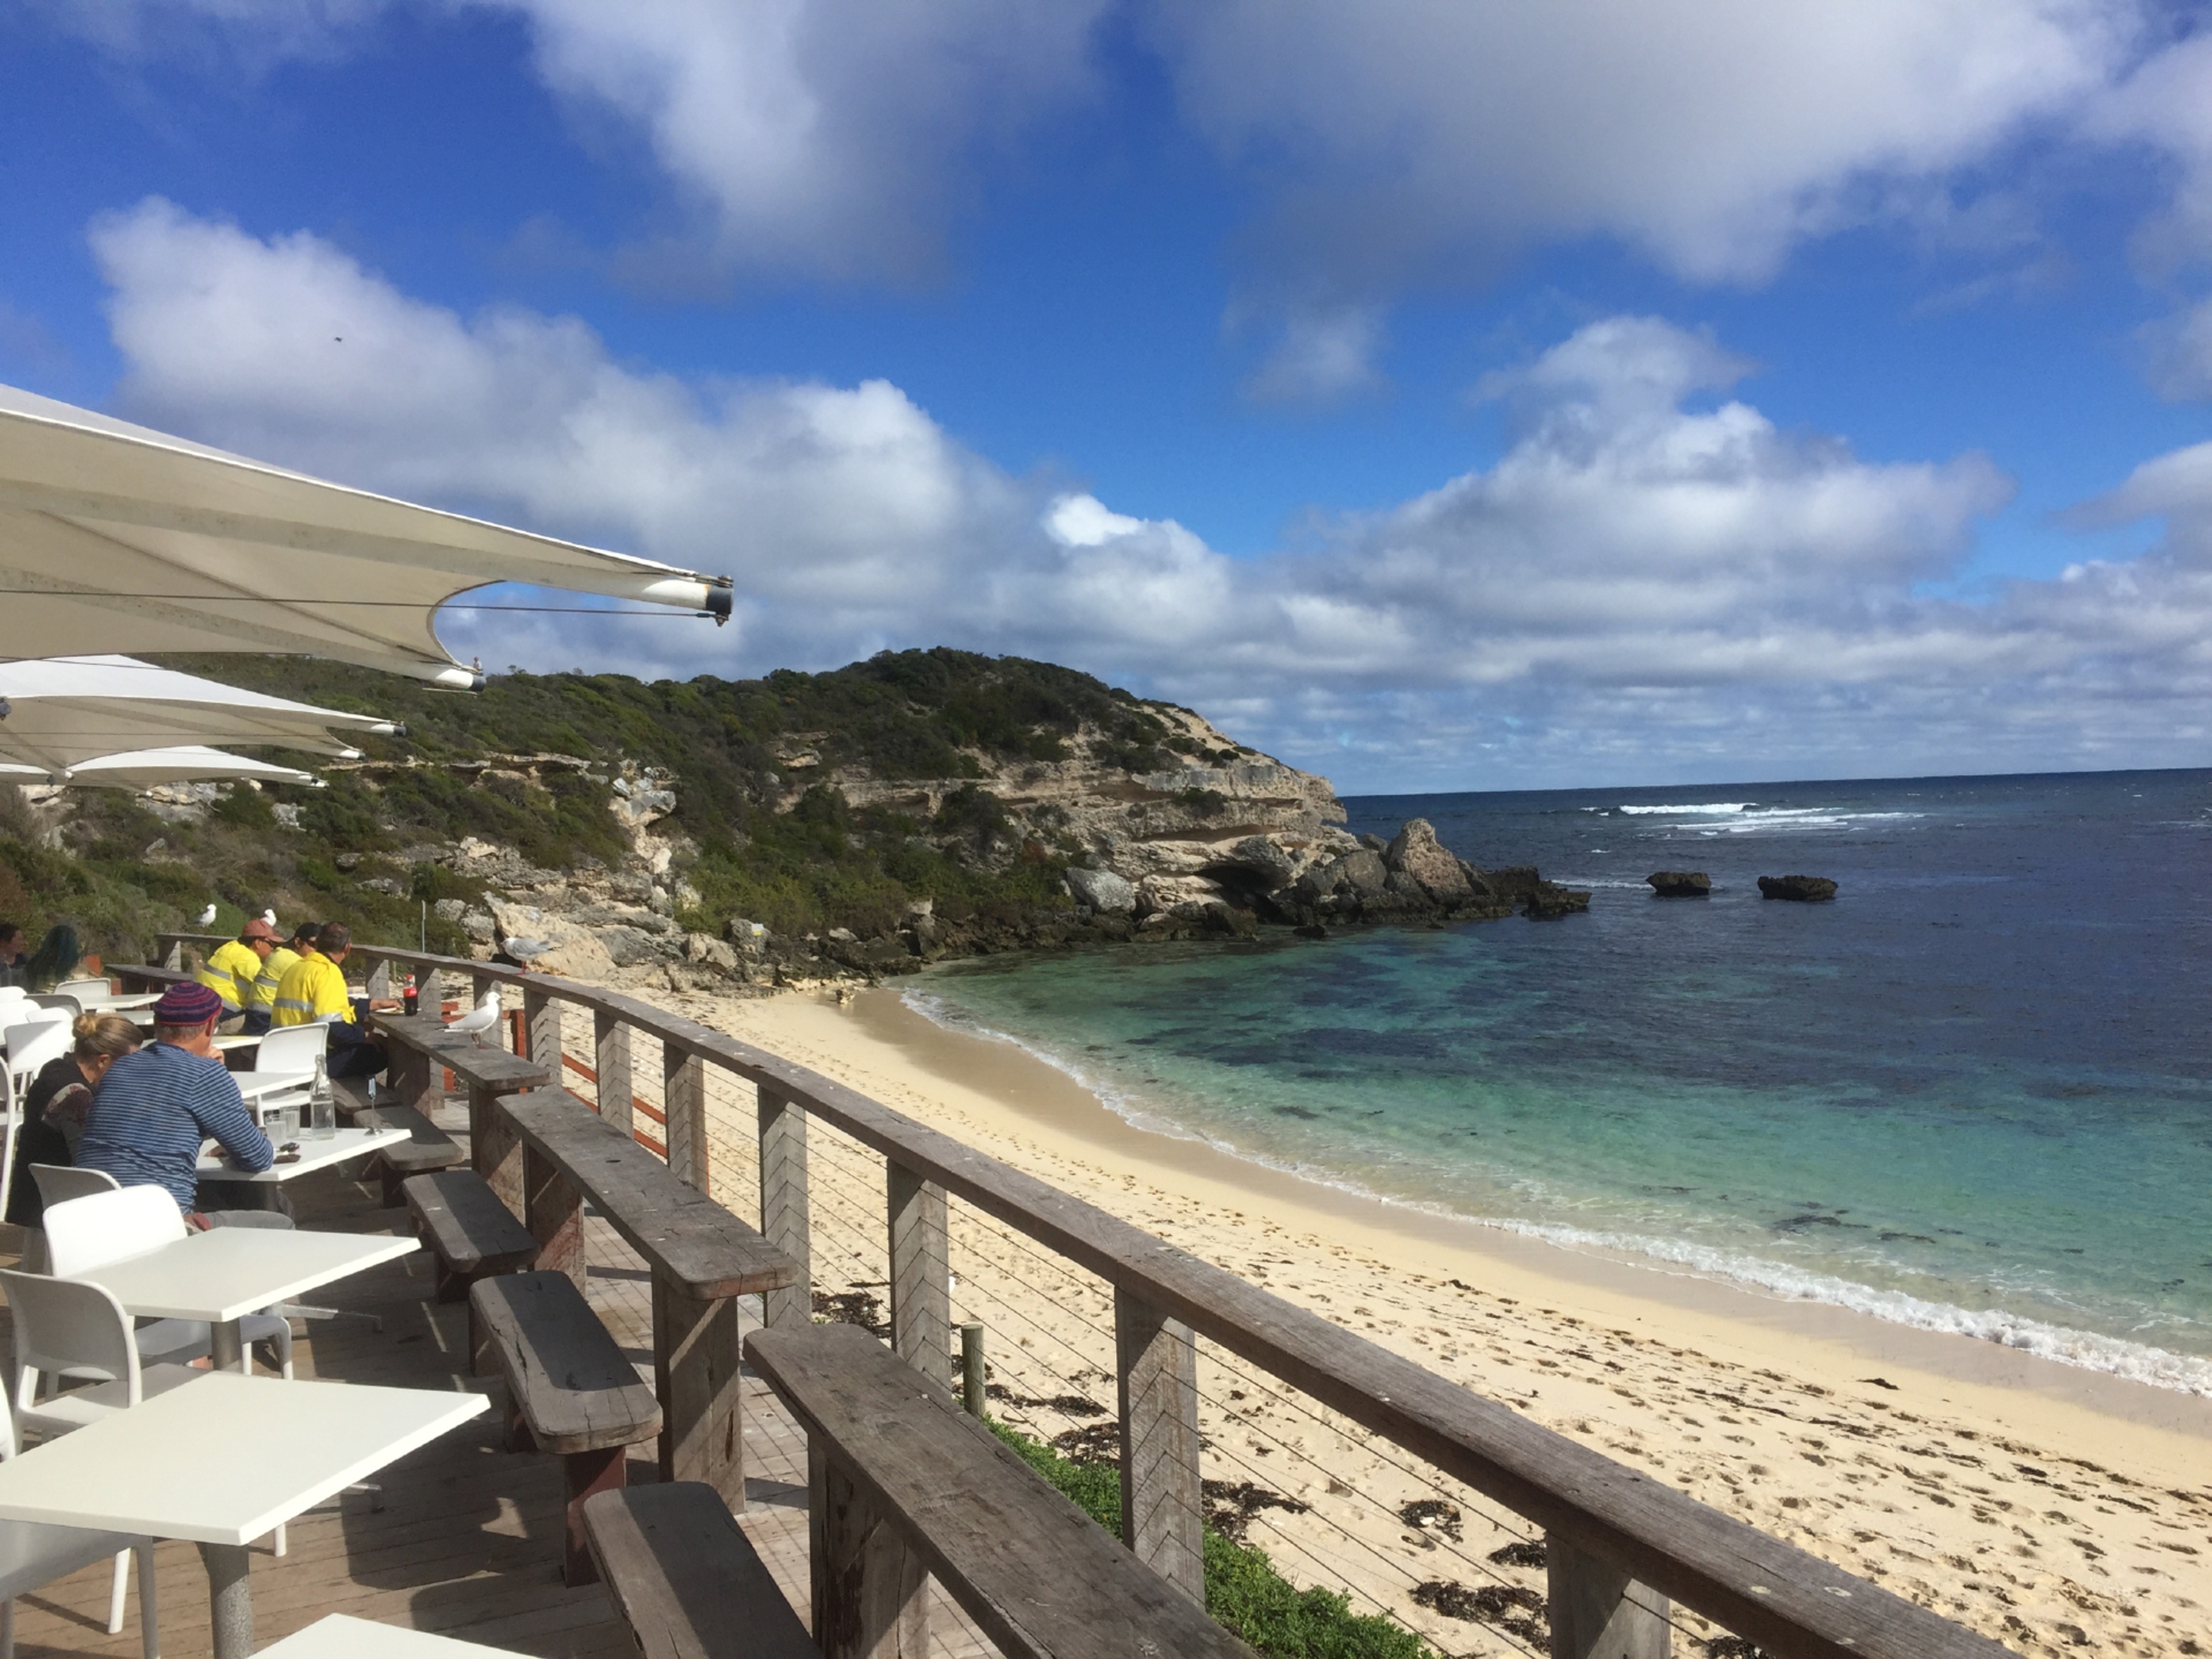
942, 1200, 1559, 1647
925, 1201, 1485, 1654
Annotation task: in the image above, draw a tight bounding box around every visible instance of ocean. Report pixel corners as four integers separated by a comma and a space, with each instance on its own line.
907, 769, 2212, 1394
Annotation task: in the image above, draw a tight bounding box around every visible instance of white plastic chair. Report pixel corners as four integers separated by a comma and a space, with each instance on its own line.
0, 1023, 68, 1214
41, 1189, 296, 1555
248, 1024, 323, 1121
0, 1269, 175, 1647
42, 1189, 293, 1381
48, 979, 111, 1007
2, 1020, 68, 1086
0, 1406, 158, 1658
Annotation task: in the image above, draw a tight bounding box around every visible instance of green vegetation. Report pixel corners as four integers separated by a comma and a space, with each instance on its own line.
983, 1418, 1430, 1659
1, 648, 1200, 962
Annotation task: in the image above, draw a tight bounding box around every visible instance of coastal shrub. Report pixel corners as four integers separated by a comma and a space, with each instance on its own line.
984, 1419, 1430, 1659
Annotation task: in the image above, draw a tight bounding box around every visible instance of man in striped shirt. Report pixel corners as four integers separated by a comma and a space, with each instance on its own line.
78, 982, 286, 1223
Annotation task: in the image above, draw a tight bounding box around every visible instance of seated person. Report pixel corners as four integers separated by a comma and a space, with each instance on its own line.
271, 921, 389, 1081
4, 1012, 141, 1229
195, 919, 280, 1035
18, 924, 80, 993
76, 983, 291, 1228
0, 920, 26, 988
247, 920, 314, 1037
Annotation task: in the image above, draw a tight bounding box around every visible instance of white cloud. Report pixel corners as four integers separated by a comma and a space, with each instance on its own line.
1161, 1, 2129, 283
41, 0, 1102, 284
88, 201, 2212, 787
1243, 305, 1386, 406
492, 0, 1104, 283
1157, 0, 2142, 389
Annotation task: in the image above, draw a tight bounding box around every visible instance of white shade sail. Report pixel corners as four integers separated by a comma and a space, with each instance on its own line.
0, 382, 733, 688
0, 655, 394, 774
0, 745, 323, 789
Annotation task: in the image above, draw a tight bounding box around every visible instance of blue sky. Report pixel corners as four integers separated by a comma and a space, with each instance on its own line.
5, 2, 2212, 792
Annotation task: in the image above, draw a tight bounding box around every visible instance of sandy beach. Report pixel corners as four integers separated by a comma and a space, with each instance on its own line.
645, 979, 2210, 1657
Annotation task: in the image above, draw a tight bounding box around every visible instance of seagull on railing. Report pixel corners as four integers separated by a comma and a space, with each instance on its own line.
445, 988, 502, 1046
194, 902, 217, 926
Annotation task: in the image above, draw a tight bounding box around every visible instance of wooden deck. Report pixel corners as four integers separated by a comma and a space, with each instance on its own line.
1, 1112, 1002, 1659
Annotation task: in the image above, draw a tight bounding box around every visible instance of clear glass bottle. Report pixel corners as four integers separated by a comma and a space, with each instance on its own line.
309, 1047, 337, 1140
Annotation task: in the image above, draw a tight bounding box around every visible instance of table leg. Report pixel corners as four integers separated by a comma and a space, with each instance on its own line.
211, 1318, 246, 1373
200, 1541, 252, 1659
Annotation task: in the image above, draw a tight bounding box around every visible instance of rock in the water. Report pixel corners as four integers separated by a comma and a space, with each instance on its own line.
1757, 874, 1837, 902
1066, 866, 1137, 913
1522, 882, 1592, 920
1647, 871, 1711, 897
1384, 818, 1473, 902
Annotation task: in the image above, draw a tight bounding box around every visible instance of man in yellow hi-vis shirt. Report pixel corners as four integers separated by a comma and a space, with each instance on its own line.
195, 919, 279, 1035
247, 920, 314, 1036
271, 922, 389, 1079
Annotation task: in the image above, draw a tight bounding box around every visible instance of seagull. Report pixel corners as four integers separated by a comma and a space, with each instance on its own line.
502, 937, 551, 965
261, 909, 278, 927
445, 988, 502, 1046
195, 902, 217, 926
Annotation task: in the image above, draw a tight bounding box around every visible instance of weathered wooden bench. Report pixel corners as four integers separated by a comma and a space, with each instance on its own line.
746, 1322, 1253, 1659
402, 1169, 539, 1303
494, 1088, 798, 1506
472, 1270, 663, 1587
366, 1011, 548, 1205
357, 1102, 466, 1205
581, 1482, 819, 1659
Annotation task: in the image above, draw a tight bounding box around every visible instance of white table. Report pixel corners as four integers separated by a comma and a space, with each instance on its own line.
230, 1069, 314, 1107
67, 1224, 418, 1370
216, 1032, 263, 1053
260, 1614, 519, 1659
0, 1370, 486, 1659
76, 990, 162, 1013
198, 1123, 409, 1182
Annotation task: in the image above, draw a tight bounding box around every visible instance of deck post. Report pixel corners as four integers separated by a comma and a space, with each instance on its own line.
810, 1442, 928, 1659
653, 1272, 745, 1508
593, 1012, 633, 1134
959, 1323, 985, 1417
886, 1161, 949, 1391
1115, 1289, 1206, 1602
365, 958, 391, 1002
471, 1081, 524, 1218
664, 1045, 709, 1190
524, 1144, 586, 1291
1547, 1534, 1672, 1659
392, 1041, 435, 1116
757, 1086, 812, 1330
523, 986, 561, 1078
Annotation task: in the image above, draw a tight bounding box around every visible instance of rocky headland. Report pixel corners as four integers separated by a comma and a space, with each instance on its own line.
0, 650, 1589, 991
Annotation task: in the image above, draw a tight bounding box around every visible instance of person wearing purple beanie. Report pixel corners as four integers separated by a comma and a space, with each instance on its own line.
78, 982, 291, 1227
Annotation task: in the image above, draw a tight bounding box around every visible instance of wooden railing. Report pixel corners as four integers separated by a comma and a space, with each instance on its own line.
151, 932, 2008, 1659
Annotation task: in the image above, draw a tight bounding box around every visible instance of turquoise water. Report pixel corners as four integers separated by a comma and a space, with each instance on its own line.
909, 770, 2212, 1392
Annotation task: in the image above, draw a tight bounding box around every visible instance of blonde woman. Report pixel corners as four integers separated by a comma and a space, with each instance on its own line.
6, 1011, 141, 1227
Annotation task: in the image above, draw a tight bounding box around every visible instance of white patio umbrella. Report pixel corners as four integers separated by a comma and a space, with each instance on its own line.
0, 382, 733, 689
0, 655, 394, 775
0, 745, 323, 789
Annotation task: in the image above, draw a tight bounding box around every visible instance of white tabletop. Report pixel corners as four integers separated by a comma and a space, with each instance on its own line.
80, 991, 163, 1012
0, 1371, 485, 1545
214, 1033, 262, 1051
68, 1227, 419, 1322
231, 1069, 314, 1103
199, 1122, 408, 1181
258, 1616, 520, 1659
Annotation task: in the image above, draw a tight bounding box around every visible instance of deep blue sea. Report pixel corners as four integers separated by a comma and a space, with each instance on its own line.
909, 770, 2212, 1393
